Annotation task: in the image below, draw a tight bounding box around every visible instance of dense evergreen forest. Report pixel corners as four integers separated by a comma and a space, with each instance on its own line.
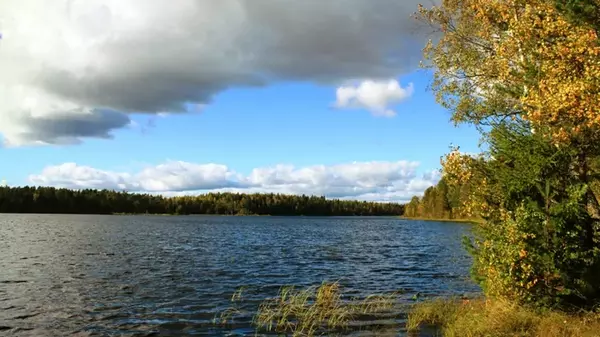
403, 177, 474, 221
0, 186, 404, 216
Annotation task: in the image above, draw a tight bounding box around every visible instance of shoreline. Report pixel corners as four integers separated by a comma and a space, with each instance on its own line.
408, 297, 600, 336
398, 216, 483, 224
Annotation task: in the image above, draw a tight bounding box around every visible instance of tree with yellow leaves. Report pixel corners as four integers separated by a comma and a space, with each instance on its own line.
419, 0, 600, 142
418, 0, 600, 308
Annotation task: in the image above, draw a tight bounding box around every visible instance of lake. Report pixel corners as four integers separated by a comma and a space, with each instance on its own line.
0, 214, 479, 336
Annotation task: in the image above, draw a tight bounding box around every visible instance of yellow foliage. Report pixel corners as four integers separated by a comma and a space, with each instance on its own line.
440, 148, 488, 218
418, 0, 600, 143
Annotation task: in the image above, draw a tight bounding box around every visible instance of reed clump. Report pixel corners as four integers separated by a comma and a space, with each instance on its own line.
254, 281, 400, 336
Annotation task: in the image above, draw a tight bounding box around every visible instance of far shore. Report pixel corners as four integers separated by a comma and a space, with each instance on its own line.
398, 216, 483, 224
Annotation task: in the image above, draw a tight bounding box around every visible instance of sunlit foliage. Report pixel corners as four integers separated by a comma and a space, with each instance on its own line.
418, 0, 600, 143
417, 0, 600, 308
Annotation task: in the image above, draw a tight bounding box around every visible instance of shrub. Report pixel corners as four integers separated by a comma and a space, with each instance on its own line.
444, 121, 600, 308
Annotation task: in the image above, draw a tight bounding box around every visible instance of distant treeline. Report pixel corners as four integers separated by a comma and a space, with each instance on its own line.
403, 177, 475, 221
0, 186, 405, 216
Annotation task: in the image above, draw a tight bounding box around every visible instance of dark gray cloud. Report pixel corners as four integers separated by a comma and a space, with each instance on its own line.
8, 109, 130, 146
1, 0, 436, 145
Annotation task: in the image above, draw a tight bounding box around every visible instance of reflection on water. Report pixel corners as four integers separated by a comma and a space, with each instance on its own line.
0, 214, 479, 336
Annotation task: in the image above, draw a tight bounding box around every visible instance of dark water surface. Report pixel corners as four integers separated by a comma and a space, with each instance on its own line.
0, 215, 479, 336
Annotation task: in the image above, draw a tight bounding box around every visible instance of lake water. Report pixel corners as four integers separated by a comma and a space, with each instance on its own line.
0, 214, 479, 336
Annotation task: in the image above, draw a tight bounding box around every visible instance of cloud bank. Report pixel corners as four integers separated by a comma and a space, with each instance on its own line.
29, 160, 440, 202
0, 0, 433, 146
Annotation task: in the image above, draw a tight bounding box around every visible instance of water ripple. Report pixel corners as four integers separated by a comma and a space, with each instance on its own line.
0, 214, 479, 336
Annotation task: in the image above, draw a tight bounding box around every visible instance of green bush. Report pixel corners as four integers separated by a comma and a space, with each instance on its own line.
459, 121, 600, 309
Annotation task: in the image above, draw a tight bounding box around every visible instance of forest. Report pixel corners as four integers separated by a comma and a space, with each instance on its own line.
0, 186, 404, 216
403, 177, 474, 220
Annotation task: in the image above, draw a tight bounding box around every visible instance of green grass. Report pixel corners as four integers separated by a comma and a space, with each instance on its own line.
407, 297, 600, 337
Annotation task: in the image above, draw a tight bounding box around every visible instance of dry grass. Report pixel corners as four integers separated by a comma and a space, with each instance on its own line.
212, 286, 248, 326
254, 281, 400, 336
407, 297, 600, 337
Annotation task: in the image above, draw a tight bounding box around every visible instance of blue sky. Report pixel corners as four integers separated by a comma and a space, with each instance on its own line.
0, 0, 480, 202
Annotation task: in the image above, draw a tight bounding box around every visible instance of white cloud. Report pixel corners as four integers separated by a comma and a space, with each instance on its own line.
334, 80, 415, 117
28, 160, 439, 202
0, 0, 434, 146
136, 162, 245, 191
29, 162, 134, 190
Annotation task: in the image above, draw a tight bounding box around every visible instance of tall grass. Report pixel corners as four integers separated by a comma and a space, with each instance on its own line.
253, 281, 400, 336
407, 297, 600, 337
212, 286, 248, 326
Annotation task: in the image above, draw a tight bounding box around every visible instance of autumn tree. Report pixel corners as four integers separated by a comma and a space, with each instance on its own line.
419, 0, 600, 308
404, 196, 421, 218
419, 0, 600, 142
401, 177, 475, 220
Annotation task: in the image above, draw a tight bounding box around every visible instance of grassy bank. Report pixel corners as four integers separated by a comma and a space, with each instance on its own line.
217, 282, 600, 336
407, 298, 600, 337
398, 216, 483, 224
